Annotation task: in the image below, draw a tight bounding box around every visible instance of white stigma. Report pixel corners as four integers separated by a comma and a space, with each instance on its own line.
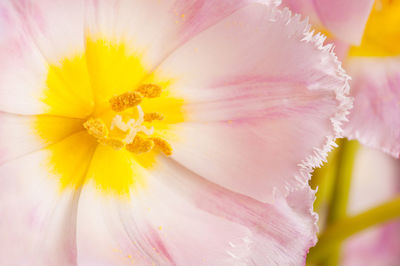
110, 106, 154, 144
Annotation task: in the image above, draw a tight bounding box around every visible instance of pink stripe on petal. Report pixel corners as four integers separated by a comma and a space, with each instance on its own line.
0, 0, 87, 115
9, 0, 86, 63
77, 157, 317, 265
157, 3, 351, 202
0, 1, 48, 114
153, 158, 318, 265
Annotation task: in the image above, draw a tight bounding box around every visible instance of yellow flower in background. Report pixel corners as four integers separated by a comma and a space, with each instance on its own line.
350, 0, 400, 56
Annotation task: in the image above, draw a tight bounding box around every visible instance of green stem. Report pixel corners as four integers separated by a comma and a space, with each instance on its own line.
326, 140, 359, 224
308, 196, 400, 263
325, 140, 358, 266
309, 142, 340, 216
308, 139, 358, 266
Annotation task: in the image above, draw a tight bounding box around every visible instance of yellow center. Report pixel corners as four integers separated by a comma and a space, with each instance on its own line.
83, 83, 172, 156
34, 38, 185, 196
350, 0, 400, 56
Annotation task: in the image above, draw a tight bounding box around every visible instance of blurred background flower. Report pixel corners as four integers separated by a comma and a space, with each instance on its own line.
342, 145, 400, 266
282, 0, 400, 265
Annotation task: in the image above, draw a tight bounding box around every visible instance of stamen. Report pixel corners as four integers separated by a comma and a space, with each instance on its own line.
144, 112, 164, 122
83, 118, 108, 139
136, 84, 162, 98
126, 135, 155, 154
99, 138, 125, 150
109, 91, 142, 112
151, 137, 172, 156
88, 84, 171, 156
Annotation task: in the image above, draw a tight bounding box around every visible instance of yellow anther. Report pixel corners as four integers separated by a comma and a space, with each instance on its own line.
136, 84, 162, 98
83, 118, 108, 139
151, 137, 172, 156
144, 112, 164, 122
109, 91, 142, 112
88, 82, 171, 156
126, 135, 155, 154
99, 138, 125, 150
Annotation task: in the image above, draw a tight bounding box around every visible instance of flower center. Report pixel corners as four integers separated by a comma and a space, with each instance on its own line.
83, 83, 172, 156
34, 37, 185, 195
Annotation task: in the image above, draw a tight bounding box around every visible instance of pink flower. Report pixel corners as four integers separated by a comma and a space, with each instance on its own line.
342, 146, 400, 266
344, 58, 400, 158
283, 0, 400, 158
344, 0, 400, 158
0, 0, 350, 265
282, 0, 375, 45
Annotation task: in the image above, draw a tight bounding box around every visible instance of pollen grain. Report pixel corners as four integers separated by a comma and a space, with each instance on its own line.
109, 91, 143, 112
83, 118, 109, 139
136, 84, 162, 98
144, 112, 165, 122
99, 137, 125, 150
126, 135, 155, 154
151, 137, 173, 156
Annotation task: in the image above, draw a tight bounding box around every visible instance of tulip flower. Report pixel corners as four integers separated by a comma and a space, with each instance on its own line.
283, 0, 400, 158
344, 0, 400, 158
0, 0, 351, 265
342, 146, 400, 266
279, 1, 400, 265
281, 0, 375, 45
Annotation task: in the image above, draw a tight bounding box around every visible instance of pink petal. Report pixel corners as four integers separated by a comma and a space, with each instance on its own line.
282, 0, 374, 45
312, 0, 374, 45
156, 3, 351, 202
0, 2, 349, 264
77, 158, 317, 265
342, 146, 400, 266
281, 0, 322, 27
0, 0, 87, 115
0, 0, 262, 115
0, 139, 88, 265
344, 221, 400, 266
344, 58, 400, 158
